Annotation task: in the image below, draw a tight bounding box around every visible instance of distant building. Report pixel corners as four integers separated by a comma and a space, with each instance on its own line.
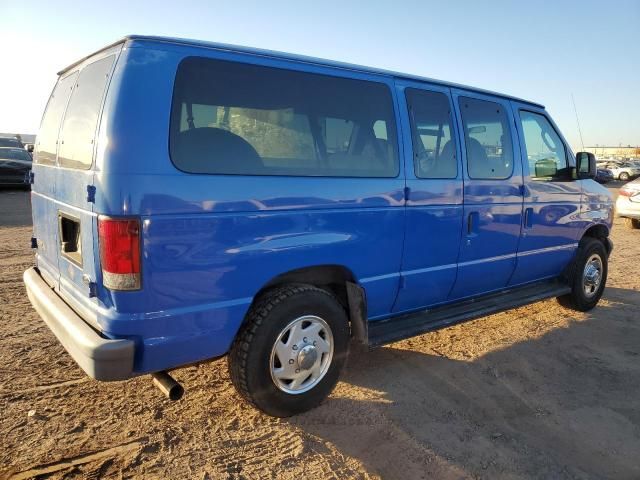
584, 145, 640, 159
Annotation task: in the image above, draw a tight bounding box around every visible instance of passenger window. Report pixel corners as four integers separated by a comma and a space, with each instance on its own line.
519, 111, 568, 180
170, 57, 399, 177
35, 72, 78, 165
406, 88, 457, 179
58, 55, 115, 169
459, 97, 514, 179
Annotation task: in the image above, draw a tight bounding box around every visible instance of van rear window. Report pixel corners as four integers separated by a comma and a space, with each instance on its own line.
36, 72, 78, 165
58, 55, 115, 169
169, 57, 399, 177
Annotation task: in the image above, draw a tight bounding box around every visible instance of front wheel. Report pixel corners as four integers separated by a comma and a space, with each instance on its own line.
619, 172, 630, 181
558, 238, 608, 311
228, 284, 349, 417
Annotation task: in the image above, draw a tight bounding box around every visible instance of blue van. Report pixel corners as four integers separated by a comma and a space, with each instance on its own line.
24, 36, 613, 416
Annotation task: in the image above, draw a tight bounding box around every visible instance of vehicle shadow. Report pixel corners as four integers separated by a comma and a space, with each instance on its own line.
289, 287, 640, 479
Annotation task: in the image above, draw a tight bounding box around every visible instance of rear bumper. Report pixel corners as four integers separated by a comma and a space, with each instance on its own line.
23, 267, 135, 381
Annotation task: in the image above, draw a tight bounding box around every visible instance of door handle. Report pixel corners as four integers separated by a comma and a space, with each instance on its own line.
524, 207, 534, 228
467, 212, 479, 236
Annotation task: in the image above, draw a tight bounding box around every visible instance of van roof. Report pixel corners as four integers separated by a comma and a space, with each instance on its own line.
61, 35, 545, 109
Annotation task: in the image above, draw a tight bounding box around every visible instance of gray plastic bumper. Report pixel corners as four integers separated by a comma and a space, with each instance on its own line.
23, 267, 134, 381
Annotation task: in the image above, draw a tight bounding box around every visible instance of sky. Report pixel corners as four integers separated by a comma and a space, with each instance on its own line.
1, 0, 638, 151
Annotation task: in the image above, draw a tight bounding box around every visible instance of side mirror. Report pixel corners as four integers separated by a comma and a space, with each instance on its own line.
576, 152, 596, 179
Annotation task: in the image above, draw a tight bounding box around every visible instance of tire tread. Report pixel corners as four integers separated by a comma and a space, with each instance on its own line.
228, 284, 342, 410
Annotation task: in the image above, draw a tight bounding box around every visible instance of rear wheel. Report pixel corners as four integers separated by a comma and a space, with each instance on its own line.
623, 217, 640, 229
619, 172, 630, 181
558, 237, 608, 311
228, 284, 349, 417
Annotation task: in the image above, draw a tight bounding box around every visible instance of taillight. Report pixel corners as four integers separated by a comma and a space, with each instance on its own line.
619, 187, 638, 197
98, 217, 141, 290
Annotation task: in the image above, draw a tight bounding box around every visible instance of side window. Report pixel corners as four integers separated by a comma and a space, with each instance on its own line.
35, 72, 78, 165
58, 55, 115, 169
459, 97, 514, 180
406, 88, 457, 179
170, 57, 399, 177
519, 111, 568, 180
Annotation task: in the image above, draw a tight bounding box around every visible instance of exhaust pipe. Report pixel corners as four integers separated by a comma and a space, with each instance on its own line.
151, 371, 184, 400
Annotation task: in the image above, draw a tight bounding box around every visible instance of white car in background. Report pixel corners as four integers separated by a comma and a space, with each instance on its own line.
616, 178, 640, 229
602, 161, 640, 181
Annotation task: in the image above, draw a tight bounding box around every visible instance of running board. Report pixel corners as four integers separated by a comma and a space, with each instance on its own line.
368, 280, 571, 347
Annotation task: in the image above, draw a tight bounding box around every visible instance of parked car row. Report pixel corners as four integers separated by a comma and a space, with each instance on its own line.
596, 159, 640, 182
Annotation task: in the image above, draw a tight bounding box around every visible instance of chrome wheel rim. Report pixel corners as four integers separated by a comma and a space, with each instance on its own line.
583, 253, 603, 298
270, 315, 334, 395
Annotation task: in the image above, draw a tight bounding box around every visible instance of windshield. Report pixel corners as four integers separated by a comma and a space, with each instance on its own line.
0, 148, 32, 161
0, 138, 23, 148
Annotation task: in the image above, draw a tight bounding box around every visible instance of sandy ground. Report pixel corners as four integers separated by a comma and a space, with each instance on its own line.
1, 186, 639, 480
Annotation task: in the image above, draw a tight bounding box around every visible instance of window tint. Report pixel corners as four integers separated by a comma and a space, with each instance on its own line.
0, 148, 31, 161
58, 55, 115, 169
36, 72, 78, 165
170, 57, 398, 177
519, 111, 568, 179
406, 88, 457, 179
459, 97, 513, 179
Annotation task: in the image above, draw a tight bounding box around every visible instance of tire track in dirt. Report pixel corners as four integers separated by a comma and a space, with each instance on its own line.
2, 439, 145, 480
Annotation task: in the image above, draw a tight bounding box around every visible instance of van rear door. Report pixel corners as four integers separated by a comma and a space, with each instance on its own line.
32, 48, 119, 309
32, 72, 78, 288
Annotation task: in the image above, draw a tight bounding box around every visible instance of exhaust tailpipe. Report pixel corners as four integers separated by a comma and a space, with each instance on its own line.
151, 371, 184, 400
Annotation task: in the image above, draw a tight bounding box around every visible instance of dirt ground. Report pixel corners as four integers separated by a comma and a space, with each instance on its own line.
1, 186, 639, 480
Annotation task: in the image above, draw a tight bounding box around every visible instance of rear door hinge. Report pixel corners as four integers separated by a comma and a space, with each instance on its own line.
86, 185, 96, 203
82, 274, 98, 297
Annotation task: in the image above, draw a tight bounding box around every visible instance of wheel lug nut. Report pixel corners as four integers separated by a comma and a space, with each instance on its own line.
313, 341, 317, 346
289, 359, 294, 364
295, 369, 300, 373
292, 345, 298, 350
303, 337, 307, 342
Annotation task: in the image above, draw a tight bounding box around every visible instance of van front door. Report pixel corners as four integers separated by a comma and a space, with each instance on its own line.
508, 106, 582, 285
448, 91, 524, 300
392, 82, 463, 312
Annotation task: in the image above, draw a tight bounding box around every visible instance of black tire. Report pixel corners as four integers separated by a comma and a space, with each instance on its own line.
623, 217, 640, 230
228, 284, 349, 417
619, 172, 630, 181
557, 237, 608, 311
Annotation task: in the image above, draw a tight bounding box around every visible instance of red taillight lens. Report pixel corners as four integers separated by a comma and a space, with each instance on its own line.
98, 217, 141, 290
619, 187, 639, 198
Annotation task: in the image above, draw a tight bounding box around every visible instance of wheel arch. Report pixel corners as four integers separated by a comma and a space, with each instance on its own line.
580, 223, 612, 255
253, 264, 368, 346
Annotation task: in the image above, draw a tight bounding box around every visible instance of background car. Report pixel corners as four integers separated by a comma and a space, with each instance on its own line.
595, 168, 614, 183
602, 161, 640, 181
0, 147, 32, 187
0, 137, 24, 149
616, 178, 640, 229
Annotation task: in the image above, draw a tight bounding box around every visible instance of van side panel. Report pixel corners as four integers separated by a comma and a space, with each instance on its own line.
94, 44, 405, 373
